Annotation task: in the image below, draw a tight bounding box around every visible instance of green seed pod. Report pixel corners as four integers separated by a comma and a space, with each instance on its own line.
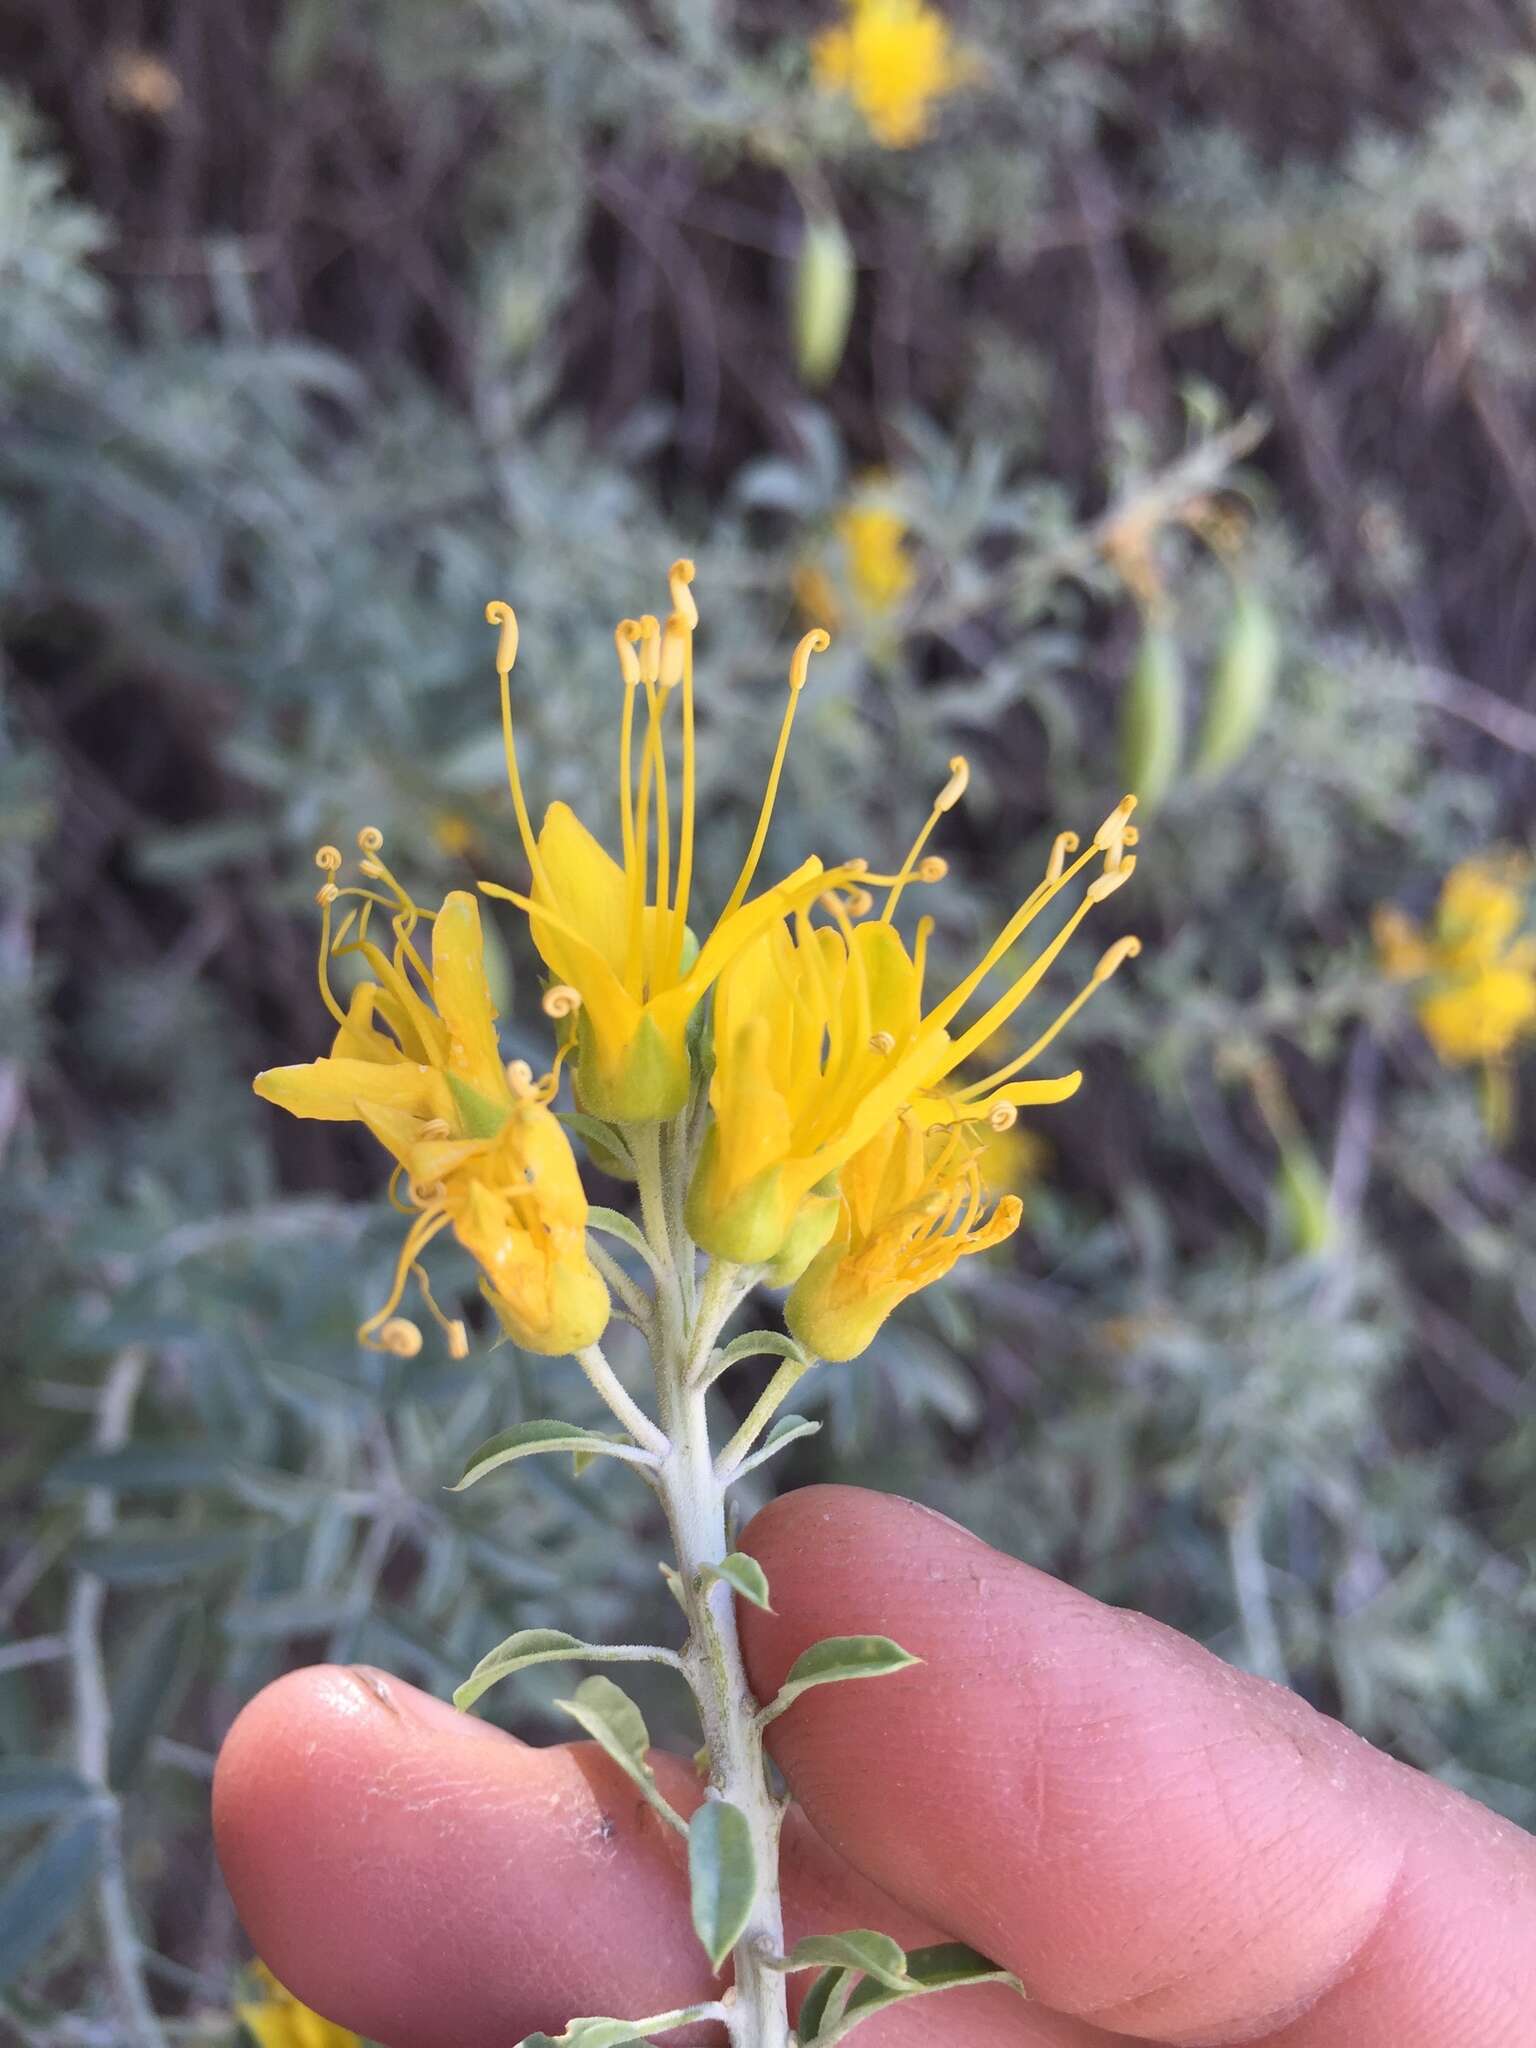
793, 210, 856, 388
1193, 581, 1280, 780
1276, 1138, 1335, 1257
1119, 614, 1185, 815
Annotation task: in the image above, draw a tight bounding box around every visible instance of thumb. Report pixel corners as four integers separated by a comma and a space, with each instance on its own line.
738, 1485, 1536, 2047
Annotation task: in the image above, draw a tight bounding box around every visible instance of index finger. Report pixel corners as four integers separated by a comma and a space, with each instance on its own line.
739, 1486, 1536, 2046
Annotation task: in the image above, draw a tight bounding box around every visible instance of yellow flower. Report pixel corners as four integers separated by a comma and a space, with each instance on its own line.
432, 810, 476, 857
1374, 854, 1536, 1142
253, 848, 608, 1358
787, 1118, 1021, 1360
687, 762, 1141, 1265
973, 1116, 1048, 1197
237, 1962, 359, 2048
812, 0, 971, 149
478, 564, 865, 1122
796, 484, 916, 632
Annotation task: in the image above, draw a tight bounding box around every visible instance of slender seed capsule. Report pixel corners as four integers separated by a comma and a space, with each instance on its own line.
1276, 1136, 1335, 1258
1120, 612, 1185, 816
793, 210, 857, 388
1193, 580, 1280, 781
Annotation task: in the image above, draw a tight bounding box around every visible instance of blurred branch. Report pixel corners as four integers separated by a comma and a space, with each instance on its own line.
67, 1349, 167, 2048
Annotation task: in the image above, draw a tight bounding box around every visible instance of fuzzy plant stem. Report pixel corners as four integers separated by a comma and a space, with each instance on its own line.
633, 1134, 791, 2048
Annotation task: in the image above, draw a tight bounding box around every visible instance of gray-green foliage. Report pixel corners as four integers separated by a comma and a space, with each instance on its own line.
3, 0, 1535, 2037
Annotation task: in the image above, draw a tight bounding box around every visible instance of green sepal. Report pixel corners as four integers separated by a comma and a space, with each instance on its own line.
447, 1072, 512, 1140
573, 1009, 690, 1123
687, 1798, 757, 1969
759, 1635, 920, 1727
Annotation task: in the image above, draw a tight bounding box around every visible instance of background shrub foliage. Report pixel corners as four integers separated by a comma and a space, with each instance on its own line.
3, 0, 1536, 2037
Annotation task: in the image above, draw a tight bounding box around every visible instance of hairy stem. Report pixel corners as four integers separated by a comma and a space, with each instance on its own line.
634, 1132, 790, 2048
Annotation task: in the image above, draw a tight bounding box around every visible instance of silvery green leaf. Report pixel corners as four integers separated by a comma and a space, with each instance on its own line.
0, 1763, 93, 1831
811, 1942, 1025, 2043
514, 2008, 723, 2048
553, 1677, 685, 1834
759, 1636, 920, 1727
710, 1330, 809, 1377
449, 1421, 655, 1490
699, 1552, 772, 1611
769, 1929, 910, 1989
731, 1413, 821, 1479
586, 1207, 661, 1271
687, 1798, 756, 1969
0, 1816, 101, 1987
454, 1630, 677, 1712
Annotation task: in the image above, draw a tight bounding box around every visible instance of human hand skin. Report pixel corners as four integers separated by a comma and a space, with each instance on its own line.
213, 1485, 1536, 2047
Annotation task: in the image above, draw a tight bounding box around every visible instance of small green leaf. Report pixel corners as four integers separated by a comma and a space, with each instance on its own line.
700, 1553, 772, 1611
514, 2008, 723, 2048
558, 1113, 637, 1179
0, 1816, 101, 1987
687, 1799, 757, 1969
554, 1678, 685, 1835
708, 1330, 808, 1382
795, 1966, 850, 2043
586, 1207, 661, 1272
447, 1072, 512, 1140
0, 1763, 93, 1831
821, 1943, 1024, 2043
759, 1635, 920, 1727
732, 1413, 821, 1479
449, 1422, 652, 1491
771, 1930, 910, 1989
454, 1630, 676, 1712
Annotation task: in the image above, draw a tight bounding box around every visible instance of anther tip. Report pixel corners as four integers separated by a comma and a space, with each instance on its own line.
378, 1317, 423, 1359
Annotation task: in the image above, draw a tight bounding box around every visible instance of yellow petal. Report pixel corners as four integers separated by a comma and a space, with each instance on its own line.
535, 803, 633, 981
430, 892, 509, 1102
253, 1058, 453, 1125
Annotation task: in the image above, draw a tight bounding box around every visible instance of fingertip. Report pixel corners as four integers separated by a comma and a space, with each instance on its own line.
214, 1664, 711, 2047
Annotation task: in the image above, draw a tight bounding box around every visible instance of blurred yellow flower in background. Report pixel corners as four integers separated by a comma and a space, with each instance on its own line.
973, 1116, 1048, 1197
1374, 852, 1536, 1138
237, 1963, 358, 2048
812, 0, 971, 149
795, 479, 914, 630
